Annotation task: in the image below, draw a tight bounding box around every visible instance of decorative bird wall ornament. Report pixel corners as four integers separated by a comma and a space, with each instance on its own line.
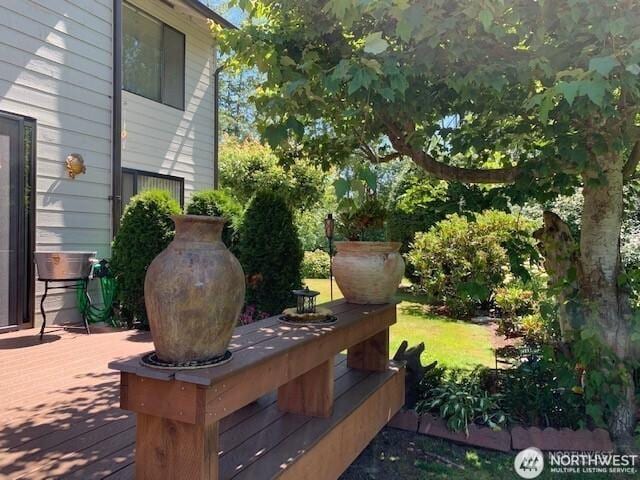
66, 153, 86, 179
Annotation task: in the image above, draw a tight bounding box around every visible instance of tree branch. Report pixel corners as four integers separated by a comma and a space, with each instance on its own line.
382, 118, 523, 184
623, 141, 640, 181
359, 144, 403, 164
410, 149, 522, 184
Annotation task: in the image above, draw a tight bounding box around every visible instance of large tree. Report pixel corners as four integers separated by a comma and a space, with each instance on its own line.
215, 0, 640, 446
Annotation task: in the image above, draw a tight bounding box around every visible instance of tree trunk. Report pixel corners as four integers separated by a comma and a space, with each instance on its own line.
579, 154, 636, 450
533, 211, 580, 339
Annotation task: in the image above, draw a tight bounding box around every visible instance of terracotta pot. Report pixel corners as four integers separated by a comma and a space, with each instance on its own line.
333, 241, 404, 304
145, 215, 245, 363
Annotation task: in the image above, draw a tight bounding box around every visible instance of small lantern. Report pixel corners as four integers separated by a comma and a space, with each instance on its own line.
292, 287, 320, 314
324, 213, 335, 239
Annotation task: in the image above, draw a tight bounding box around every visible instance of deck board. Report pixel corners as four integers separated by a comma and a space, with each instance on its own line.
0, 327, 148, 479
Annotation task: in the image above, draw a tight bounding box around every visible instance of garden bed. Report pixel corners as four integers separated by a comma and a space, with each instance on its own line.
388, 410, 614, 452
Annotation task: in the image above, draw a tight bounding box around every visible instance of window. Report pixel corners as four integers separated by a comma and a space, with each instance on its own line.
123, 3, 185, 110
121, 169, 184, 214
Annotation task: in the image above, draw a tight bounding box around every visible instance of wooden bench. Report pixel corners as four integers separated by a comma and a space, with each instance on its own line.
109, 300, 405, 479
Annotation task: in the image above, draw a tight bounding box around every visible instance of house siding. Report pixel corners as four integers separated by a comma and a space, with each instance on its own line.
0, 0, 113, 326
0, 0, 217, 328
122, 0, 216, 200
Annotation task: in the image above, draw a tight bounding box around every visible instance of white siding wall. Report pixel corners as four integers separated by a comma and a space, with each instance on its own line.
122, 0, 216, 201
0, 0, 113, 326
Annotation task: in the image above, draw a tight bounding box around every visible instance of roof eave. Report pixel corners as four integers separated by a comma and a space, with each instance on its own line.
178, 0, 237, 29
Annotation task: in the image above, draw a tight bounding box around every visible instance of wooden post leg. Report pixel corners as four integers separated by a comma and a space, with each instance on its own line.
347, 328, 389, 372
135, 414, 219, 480
277, 359, 334, 417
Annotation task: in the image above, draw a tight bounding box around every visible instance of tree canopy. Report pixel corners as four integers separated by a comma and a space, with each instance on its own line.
219, 135, 327, 209
216, 0, 639, 192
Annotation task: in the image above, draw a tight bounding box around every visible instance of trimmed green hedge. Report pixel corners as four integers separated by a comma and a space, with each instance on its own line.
111, 190, 180, 327
186, 189, 243, 251
237, 191, 303, 315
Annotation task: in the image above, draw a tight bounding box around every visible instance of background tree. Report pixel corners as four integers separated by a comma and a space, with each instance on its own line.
216, 0, 640, 446
219, 135, 326, 209
218, 68, 260, 139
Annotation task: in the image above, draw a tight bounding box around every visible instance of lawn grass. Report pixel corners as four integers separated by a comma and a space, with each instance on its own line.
304, 279, 495, 370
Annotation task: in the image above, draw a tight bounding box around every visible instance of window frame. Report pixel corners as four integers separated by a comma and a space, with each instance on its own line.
122, 168, 185, 212
122, 2, 186, 111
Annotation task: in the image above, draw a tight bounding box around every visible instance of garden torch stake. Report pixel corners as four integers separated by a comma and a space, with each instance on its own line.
324, 213, 335, 301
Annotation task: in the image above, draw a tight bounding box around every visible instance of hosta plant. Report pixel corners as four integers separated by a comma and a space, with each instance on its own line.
417, 367, 506, 436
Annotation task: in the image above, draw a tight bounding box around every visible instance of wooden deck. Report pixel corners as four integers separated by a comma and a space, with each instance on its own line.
0, 305, 400, 479
0, 327, 150, 479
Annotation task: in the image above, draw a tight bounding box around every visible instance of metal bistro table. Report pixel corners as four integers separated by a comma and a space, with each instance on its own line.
34, 251, 96, 340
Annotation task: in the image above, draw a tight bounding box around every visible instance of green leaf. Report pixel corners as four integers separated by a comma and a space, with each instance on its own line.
539, 94, 554, 123
588, 55, 619, 76
361, 58, 383, 75
348, 67, 375, 94
586, 403, 604, 423
283, 79, 307, 96
263, 124, 287, 148
333, 178, 350, 199
581, 80, 607, 106
358, 166, 377, 190
478, 9, 493, 31
285, 117, 304, 138
363, 32, 388, 55
323, 0, 349, 19
280, 55, 296, 67
626, 64, 640, 76
557, 81, 581, 105
332, 59, 352, 80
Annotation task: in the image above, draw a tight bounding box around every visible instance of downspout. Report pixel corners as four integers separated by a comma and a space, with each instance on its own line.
111, 0, 123, 236
213, 64, 223, 189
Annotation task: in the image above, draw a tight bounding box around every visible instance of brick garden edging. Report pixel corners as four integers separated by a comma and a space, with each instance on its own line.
388, 410, 614, 452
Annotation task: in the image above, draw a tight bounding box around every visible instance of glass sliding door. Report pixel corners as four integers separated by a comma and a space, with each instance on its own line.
0, 112, 35, 331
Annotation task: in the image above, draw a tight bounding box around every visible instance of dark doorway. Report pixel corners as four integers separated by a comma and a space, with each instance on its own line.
0, 112, 36, 332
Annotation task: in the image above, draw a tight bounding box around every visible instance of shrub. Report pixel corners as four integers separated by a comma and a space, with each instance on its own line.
111, 190, 181, 327
185, 189, 243, 250
386, 164, 496, 280
407, 211, 535, 317
499, 356, 585, 429
519, 314, 548, 345
301, 250, 330, 279
495, 285, 535, 318
237, 191, 303, 315
417, 367, 506, 435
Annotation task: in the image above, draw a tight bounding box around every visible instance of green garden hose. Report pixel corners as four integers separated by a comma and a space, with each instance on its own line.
76, 260, 118, 326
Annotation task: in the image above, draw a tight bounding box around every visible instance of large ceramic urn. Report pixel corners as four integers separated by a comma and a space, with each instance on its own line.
144, 215, 245, 363
333, 241, 404, 304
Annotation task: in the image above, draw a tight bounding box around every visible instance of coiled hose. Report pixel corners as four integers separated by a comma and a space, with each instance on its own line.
76, 259, 118, 326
